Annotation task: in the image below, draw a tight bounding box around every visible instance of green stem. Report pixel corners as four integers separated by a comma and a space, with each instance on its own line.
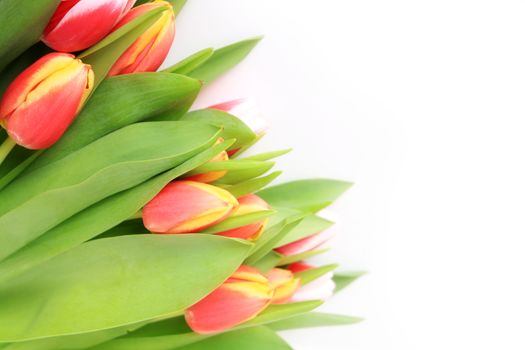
127, 210, 143, 221
0, 137, 16, 167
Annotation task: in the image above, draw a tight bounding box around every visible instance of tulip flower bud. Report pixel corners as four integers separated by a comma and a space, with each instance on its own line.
288, 262, 336, 302
108, 1, 175, 76
185, 265, 274, 334
215, 194, 271, 240
274, 230, 335, 256
0, 53, 94, 150
184, 138, 229, 183
142, 181, 238, 234
266, 268, 300, 304
42, 0, 136, 52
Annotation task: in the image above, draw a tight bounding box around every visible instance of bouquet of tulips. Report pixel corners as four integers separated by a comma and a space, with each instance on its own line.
0, 1, 363, 349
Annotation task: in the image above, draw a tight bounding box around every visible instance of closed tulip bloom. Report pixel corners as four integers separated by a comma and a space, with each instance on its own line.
288, 262, 336, 302
216, 194, 271, 240
108, 1, 175, 76
266, 268, 300, 304
274, 229, 335, 256
142, 181, 238, 234
42, 0, 136, 52
0, 53, 94, 150
185, 265, 274, 334
210, 99, 268, 157
184, 138, 229, 183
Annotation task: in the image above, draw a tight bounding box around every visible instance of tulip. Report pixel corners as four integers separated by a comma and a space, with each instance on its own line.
210, 99, 268, 156
274, 229, 335, 256
42, 0, 136, 52
184, 138, 229, 183
0, 52, 94, 150
287, 262, 336, 302
108, 1, 175, 76
185, 265, 274, 334
215, 194, 271, 240
266, 268, 300, 304
142, 180, 238, 234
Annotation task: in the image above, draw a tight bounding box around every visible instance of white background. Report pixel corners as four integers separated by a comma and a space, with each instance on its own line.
164, 1, 525, 349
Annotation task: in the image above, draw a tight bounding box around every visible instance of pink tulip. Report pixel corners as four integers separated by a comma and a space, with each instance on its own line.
274, 230, 335, 256
108, 1, 175, 76
0, 52, 94, 149
266, 268, 300, 304
142, 181, 238, 234
215, 194, 271, 240
42, 0, 136, 52
185, 265, 274, 334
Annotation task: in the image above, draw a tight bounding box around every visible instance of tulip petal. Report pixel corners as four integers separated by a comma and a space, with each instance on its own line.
216, 194, 271, 240
267, 268, 301, 304
274, 230, 335, 256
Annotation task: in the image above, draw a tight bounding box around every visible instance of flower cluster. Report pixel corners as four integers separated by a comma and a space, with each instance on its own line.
0, 1, 362, 348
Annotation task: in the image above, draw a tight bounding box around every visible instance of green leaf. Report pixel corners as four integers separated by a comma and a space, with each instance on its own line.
201, 210, 276, 234
294, 264, 339, 285
176, 327, 292, 350
257, 179, 353, 213
277, 248, 330, 266
334, 271, 367, 293
220, 171, 282, 197
167, 0, 187, 16
0, 234, 252, 342
268, 312, 363, 331
29, 73, 201, 171
0, 122, 219, 262
0, 139, 227, 283
188, 37, 263, 84
154, 108, 256, 151
245, 301, 323, 327
79, 7, 165, 87
241, 149, 292, 161
250, 251, 282, 273
0, 0, 60, 71
0, 152, 41, 191
275, 214, 334, 247
162, 48, 214, 74
214, 161, 275, 185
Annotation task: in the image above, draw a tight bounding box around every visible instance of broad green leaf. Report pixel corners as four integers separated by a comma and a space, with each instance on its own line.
162, 48, 214, 74
275, 214, 334, 247
241, 149, 292, 161
29, 73, 201, 171
188, 37, 262, 84
95, 219, 149, 240
0, 0, 60, 71
277, 248, 330, 266
176, 327, 291, 350
268, 312, 362, 331
0, 122, 219, 262
0, 140, 226, 283
201, 210, 275, 234
334, 271, 367, 293
221, 171, 282, 197
257, 179, 353, 213
245, 216, 305, 264
214, 161, 275, 185
294, 264, 339, 285
244, 301, 323, 328
0, 152, 41, 191
154, 109, 256, 151
251, 251, 282, 272
0, 234, 251, 342
79, 7, 165, 87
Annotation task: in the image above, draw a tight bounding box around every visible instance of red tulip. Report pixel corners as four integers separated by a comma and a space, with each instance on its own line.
266, 268, 300, 304
142, 181, 238, 234
184, 138, 229, 183
185, 265, 274, 334
274, 230, 335, 256
210, 99, 268, 157
215, 194, 271, 240
0, 53, 94, 150
42, 0, 136, 52
287, 262, 336, 302
108, 1, 175, 76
